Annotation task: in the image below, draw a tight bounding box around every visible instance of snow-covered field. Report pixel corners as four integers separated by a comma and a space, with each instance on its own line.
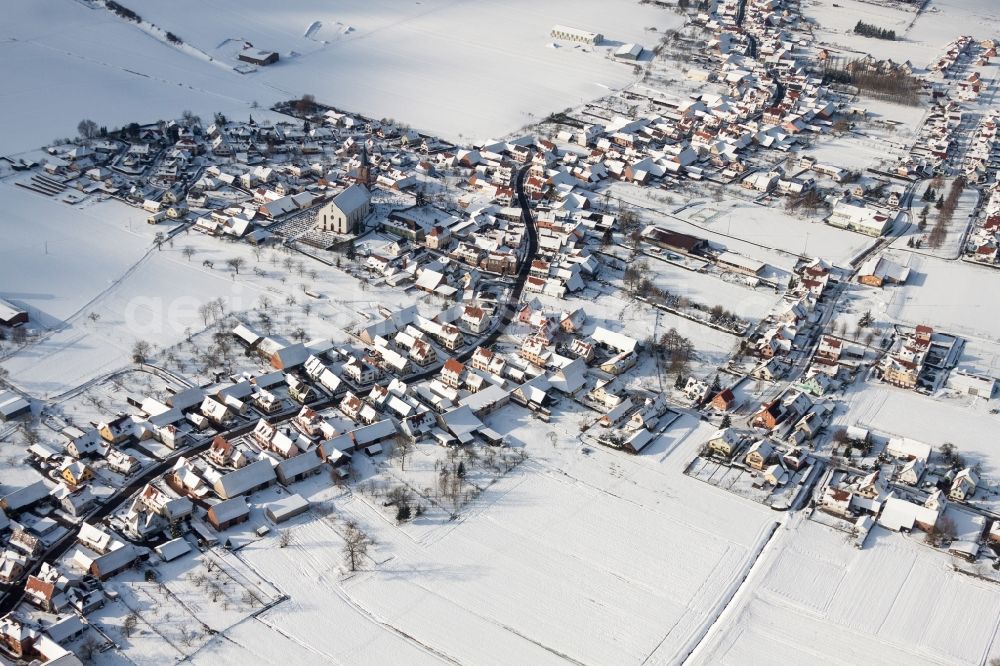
807, 0, 1000, 66
2, 0, 685, 154
188, 412, 778, 665
694, 517, 1000, 666
1, 0, 262, 155
0, 190, 415, 396
886, 255, 1000, 338
676, 198, 875, 267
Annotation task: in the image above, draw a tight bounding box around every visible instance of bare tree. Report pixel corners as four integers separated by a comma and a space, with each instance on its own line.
79, 635, 100, 662
182, 246, 196, 261
122, 611, 139, 638
226, 257, 246, 275
131, 340, 152, 365
77, 119, 99, 141
278, 530, 293, 548
342, 521, 373, 572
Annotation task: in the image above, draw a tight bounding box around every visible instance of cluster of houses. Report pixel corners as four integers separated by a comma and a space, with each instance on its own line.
877, 325, 962, 392
703, 426, 812, 489
817, 429, 999, 560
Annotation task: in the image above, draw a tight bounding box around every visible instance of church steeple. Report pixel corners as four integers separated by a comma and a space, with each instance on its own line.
356, 144, 372, 188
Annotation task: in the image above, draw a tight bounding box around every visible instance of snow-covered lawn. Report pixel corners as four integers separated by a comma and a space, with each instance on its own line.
0, 186, 149, 325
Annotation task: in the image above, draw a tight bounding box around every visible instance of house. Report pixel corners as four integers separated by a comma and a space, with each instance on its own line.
441, 358, 465, 389
315, 184, 371, 234
949, 468, 978, 501
213, 459, 277, 499
98, 415, 132, 444
623, 429, 655, 454
885, 437, 931, 462
238, 49, 279, 66
206, 497, 251, 531
89, 545, 146, 580
0, 611, 37, 657
821, 487, 853, 517
275, 449, 326, 485
461, 306, 489, 334
706, 428, 746, 458
469, 346, 506, 376
762, 464, 788, 486
898, 458, 925, 486
208, 436, 247, 469
63, 429, 104, 459
106, 449, 141, 476
753, 400, 783, 430
827, 201, 895, 236
710, 388, 735, 411
0, 551, 27, 584
878, 497, 941, 533
60, 461, 93, 487
23, 575, 56, 611
744, 440, 774, 470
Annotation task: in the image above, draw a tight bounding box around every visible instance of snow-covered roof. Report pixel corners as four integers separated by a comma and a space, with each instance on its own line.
154, 537, 192, 562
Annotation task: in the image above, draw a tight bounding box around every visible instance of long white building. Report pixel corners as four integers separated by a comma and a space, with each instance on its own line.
551, 25, 603, 45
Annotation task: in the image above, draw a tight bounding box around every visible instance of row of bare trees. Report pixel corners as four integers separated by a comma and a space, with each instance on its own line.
926, 176, 966, 249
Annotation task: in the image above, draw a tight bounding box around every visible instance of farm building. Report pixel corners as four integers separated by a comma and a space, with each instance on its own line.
0, 299, 27, 327
238, 49, 279, 66
550, 25, 603, 45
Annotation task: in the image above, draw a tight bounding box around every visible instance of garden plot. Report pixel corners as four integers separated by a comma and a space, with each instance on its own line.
692, 518, 1000, 666
89, 545, 283, 665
